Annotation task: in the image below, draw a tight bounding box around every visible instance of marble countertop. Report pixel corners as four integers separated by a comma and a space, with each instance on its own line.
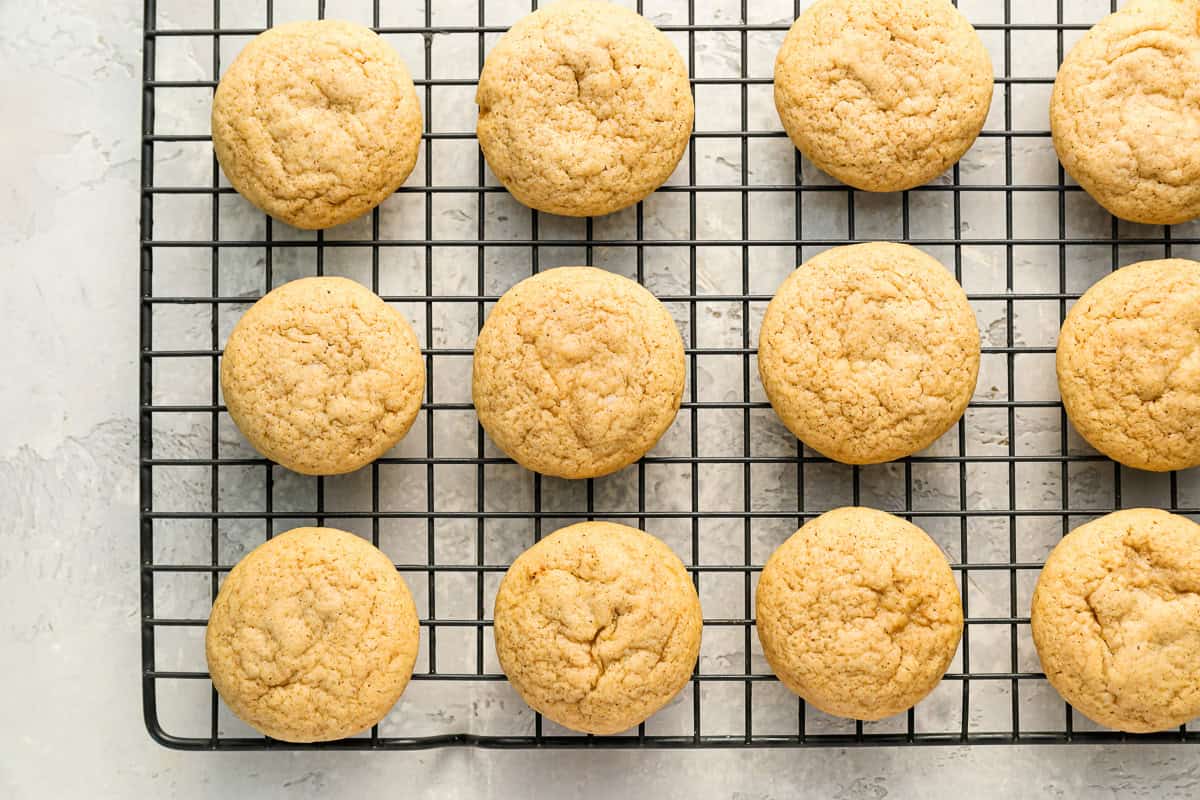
3, 0, 1199, 796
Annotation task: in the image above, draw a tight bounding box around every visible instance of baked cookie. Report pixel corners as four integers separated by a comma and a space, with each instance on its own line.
221, 276, 425, 475
476, 0, 693, 217
1057, 259, 1200, 472
493, 522, 702, 734
1032, 509, 1200, 733
757, 242, 980, 465
756, 507, 962, 720
473, 267, 685, 479
212, 20, 422, 230
1051, 0, 1200, 225
206, 527, 421, 742
774, 0, 993, 192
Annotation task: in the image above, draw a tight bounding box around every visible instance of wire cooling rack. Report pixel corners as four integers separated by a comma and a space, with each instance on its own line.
140, 0, 1200, 749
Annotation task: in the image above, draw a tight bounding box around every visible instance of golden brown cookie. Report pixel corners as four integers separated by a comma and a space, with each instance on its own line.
774, 0, 993, 192
206, 527, 421, 742
755, 507, 963, 720
476, 0, 693, 217
1051, 0, 1200, 225
757, 242, 980, 465
212, 19, 422, 230
221, 276, 425, 475
1031, 509, 1200, 733
1057, 259, 1200, 472
473, 267, 685, 479
493, 522, 702, 734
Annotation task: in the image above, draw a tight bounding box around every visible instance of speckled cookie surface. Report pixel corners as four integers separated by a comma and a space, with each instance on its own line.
1031, 509, 1200, 733
757, 242, 980, 465
493, 522, 702, 734
212, 19, 422, 230
473, 267, 685, 479
756, 507, 962, 721
476, 0, 694, 217
1051, 0, 1200, 225
774, 0, 993, 192
206, 527, 421, 742
1057, 259, 1200, 473
221, 276, 425, 476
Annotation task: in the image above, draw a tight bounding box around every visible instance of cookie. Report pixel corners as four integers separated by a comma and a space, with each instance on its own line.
755, 507, 963, 720
757, 242, 980, 465
493, 522, 702, 734
206, 527, 421, 742
476, 0, 693, 217
1051, 0, 1200, 225
1032, 509, 1200, 733
1057, 259, 1200, 472
212, 19, 422, 230
774, 0, 993, 192
221, 276, 425, 476
473, 267, 685, 479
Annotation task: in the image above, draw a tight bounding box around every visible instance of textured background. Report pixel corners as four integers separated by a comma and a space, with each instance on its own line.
4, 0, 1200, 796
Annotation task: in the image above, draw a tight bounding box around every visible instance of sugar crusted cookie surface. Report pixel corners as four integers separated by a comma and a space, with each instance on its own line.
757, 242, 980, 465
221, 276, 425, 476
212, 19, 422, 230
493, 522, 702, 735
473, 267, 685, 479
476, 0, 694, 217
1051, 0, 1200, 225
1057, 259, 1200, 472
1032, 509, 1200, 733
755, 507, 963, 721
774, 0, 993, 192
206, 527, 421, 742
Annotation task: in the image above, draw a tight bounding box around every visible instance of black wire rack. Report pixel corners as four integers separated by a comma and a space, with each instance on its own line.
140, 0, 1200, 749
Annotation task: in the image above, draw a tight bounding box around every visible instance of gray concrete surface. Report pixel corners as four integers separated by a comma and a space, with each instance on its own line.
3, 0, 1199, 796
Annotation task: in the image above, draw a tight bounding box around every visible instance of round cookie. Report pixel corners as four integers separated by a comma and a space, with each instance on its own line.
1051, 0, 1200, 225
212, 19, 422, 230
476, 0, 694, 217
473, 267, 685, 479
757, 242, 980, 465
1057, 259, 1200, 472
774, 0, 993, 192
493, 522, 702, 734
756, 507, 963, 720
221, 276, 425, 476
1032, 509, 1200, 733
206, 527, 421, 742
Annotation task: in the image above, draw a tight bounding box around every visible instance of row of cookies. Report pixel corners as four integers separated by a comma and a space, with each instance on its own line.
219, 247, 949, 479
221, 249, 1200, 480
212, 0, 1200, 232
206, 509, 948, 741
207, 504, 1200, 741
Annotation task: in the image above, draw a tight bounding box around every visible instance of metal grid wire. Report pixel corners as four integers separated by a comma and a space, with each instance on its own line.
141, 0, 1200, 749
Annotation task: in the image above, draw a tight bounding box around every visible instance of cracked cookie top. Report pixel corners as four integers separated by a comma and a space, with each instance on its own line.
755, 507, 963, 721
1051, 0, 1200, 225
221, 276, 425, 476
1057, 259, 1200, 473
773, 0, 993, 192
205, 526, 421, 742
493, 521, 702, 734
473, 267, 685, 479
476, 0, 694, 217
757, 242, 980, 465
1031, 509, 1200, 733
212, 19, 422, 230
